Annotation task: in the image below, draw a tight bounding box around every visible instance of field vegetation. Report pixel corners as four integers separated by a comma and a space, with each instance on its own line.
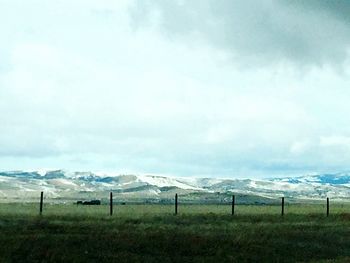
1, 203, 350, 262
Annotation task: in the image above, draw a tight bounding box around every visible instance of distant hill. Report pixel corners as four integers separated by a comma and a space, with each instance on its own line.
0, 170, 349, 202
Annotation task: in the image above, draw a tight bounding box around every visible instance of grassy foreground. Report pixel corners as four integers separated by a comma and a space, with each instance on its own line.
1, 203, 350, 262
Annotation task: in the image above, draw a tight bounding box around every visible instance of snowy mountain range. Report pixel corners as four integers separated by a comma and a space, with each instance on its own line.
0, 170, 350, 202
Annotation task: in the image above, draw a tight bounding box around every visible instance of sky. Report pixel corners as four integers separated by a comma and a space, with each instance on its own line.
1, 0, 350, 178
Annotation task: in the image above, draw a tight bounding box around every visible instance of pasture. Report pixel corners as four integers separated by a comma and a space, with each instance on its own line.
1, 203, 350, 262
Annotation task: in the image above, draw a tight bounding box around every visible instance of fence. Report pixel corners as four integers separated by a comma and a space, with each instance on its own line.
37, 191, 333, 217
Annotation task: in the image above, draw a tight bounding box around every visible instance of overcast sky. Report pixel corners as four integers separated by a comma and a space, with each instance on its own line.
1, 0, 350, 178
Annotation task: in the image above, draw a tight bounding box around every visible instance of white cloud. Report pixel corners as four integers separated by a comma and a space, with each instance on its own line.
320, 136, 350, 148
290, 140, 312, 155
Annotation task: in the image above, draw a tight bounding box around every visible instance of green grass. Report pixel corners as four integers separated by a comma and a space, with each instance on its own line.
1, 202, 349, 216
1, 203, 350, 262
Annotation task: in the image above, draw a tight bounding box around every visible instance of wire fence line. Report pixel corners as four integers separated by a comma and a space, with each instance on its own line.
31, 191, 335, 217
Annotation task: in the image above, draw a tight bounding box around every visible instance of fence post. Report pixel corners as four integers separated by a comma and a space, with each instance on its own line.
175, 193, 178, 215
231, 195, 235, 215
110, 192, 113, 216
281, 197, 284, 216
327, 197, 329, 217
40, 191, 43, 215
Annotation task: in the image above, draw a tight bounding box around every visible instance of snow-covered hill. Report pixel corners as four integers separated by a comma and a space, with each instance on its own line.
0, 170, 349, 202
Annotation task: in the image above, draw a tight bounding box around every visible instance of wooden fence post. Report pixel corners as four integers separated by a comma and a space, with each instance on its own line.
281, 197, 284, 216
175, 193, 178, 215
231, 195, 235, 215
110, 192, 113, 216
327, 197, 329, 217
40, 191, 43, 215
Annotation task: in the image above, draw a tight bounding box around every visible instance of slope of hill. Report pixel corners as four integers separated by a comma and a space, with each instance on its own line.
0, 170, 349, 202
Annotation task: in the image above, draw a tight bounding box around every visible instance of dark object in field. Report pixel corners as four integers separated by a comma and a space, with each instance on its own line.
77, 200, 101, 205
84, 200, 101, 205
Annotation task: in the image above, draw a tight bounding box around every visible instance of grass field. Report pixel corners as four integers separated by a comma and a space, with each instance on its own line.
1, 203, 350, 262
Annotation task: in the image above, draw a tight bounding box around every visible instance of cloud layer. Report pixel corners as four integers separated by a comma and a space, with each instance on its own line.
1, 1, 350, 178
131, 0, 350, 68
